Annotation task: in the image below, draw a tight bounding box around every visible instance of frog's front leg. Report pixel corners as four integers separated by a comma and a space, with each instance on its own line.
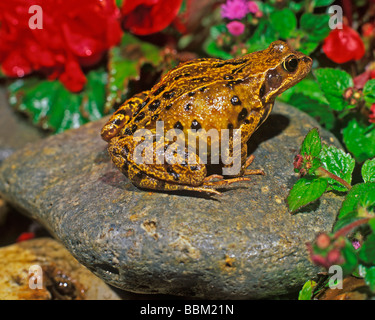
101, 91, 150, 142
222, 142, 265, 177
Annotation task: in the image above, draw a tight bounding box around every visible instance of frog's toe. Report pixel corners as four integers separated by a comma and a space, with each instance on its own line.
243, 169, 265, 176
203, 176, 251, 188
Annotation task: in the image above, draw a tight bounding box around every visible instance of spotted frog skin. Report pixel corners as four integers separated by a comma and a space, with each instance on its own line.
101, 41, 312, 195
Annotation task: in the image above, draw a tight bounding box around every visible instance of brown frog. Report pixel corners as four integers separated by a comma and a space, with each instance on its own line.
101, 41, 312, 195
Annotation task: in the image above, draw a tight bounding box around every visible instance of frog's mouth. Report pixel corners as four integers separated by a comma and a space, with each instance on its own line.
256, 102, 273, 130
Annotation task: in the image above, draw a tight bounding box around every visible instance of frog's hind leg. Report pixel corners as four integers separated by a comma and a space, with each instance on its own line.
110, 135, 222, 195
133, 170, 251, 196
129, 166, 222, 196
101, 91, 150, 142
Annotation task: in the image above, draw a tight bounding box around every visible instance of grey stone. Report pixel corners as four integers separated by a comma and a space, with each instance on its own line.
0, 102, 344, 299
0, 86, 47, 162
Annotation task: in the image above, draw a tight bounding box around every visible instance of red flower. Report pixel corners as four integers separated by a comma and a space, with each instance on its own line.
16, 232, 35, 243
362, 22, 375, 37
322, 25, 365, 64
369, 104, 375, 124
0, 0, 122, 92
121, 0, 183, 35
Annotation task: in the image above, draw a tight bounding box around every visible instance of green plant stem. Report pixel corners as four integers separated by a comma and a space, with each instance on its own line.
333, 218, 370, 239
304, 0, 314, 13
316, 166, 352, 190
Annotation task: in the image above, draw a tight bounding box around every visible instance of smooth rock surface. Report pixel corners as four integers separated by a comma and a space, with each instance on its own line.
0, 87, 46, 162
0, 102, 344, 299
0, 238, 120, 300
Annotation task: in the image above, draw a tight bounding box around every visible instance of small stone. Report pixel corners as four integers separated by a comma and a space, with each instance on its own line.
0, 238, 120, 300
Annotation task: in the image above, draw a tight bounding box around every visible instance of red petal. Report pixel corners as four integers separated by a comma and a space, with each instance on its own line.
0, 0, 122, 92
1, 51, 32, 77
353, 70, 371, 89
59, 57, 87, 92
323, 25, 365, 64
122, 0, 183, 35
16, 232, 35, 243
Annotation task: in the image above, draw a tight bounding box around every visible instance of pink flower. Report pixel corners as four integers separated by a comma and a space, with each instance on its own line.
226, 21, 245, 36
352, 239, 361, 250
247, 1, 259, 14
221, 0, 249, 20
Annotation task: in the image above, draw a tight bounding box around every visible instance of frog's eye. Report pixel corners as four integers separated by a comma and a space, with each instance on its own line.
283, 56, 298, 73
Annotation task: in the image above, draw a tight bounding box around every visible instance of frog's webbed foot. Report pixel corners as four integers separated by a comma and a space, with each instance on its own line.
203, 174, 251, 187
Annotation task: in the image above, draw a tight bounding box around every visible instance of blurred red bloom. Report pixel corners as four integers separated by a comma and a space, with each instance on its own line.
121, 0, 183, 35
16, 232, 35, 243
322, 25, 365, 64
362, 22, 375, 37
0, 0, 122, 92
369, 104, 375, 124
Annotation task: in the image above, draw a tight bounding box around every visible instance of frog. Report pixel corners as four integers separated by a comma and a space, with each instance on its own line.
101, 41, 312, 195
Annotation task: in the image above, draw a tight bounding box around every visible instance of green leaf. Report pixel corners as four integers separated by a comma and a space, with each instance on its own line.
279, 78, 329, 105
319, 145, 355, 192
333, 215, 368, 233
204, 40, 233, 60
369, 218, 375, 233
342, 119, 375, 162
313, 0, 335, 7
314, 68, 353, 111
340, 239, 358, 275
338, 182, 375, 219
246, 19, 277, 52
359, 265, 375, 292
300, 128, 322, 157
7, 68, 107, 133
359, 234, 375, 264
270, 9, 297, 39
106, 33, 164, 113
362, 158, 375, 183
81, 69, 108, 122
289, 1, 305, 12
300, 13, 331, 42
256, 2, 276, 14
287, 177, 328, 212
298, 41, 321, 56
363, 79, 375, 104
298, 280, 317, 300
115, 0, 123, 8
281, 93, 335, 130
